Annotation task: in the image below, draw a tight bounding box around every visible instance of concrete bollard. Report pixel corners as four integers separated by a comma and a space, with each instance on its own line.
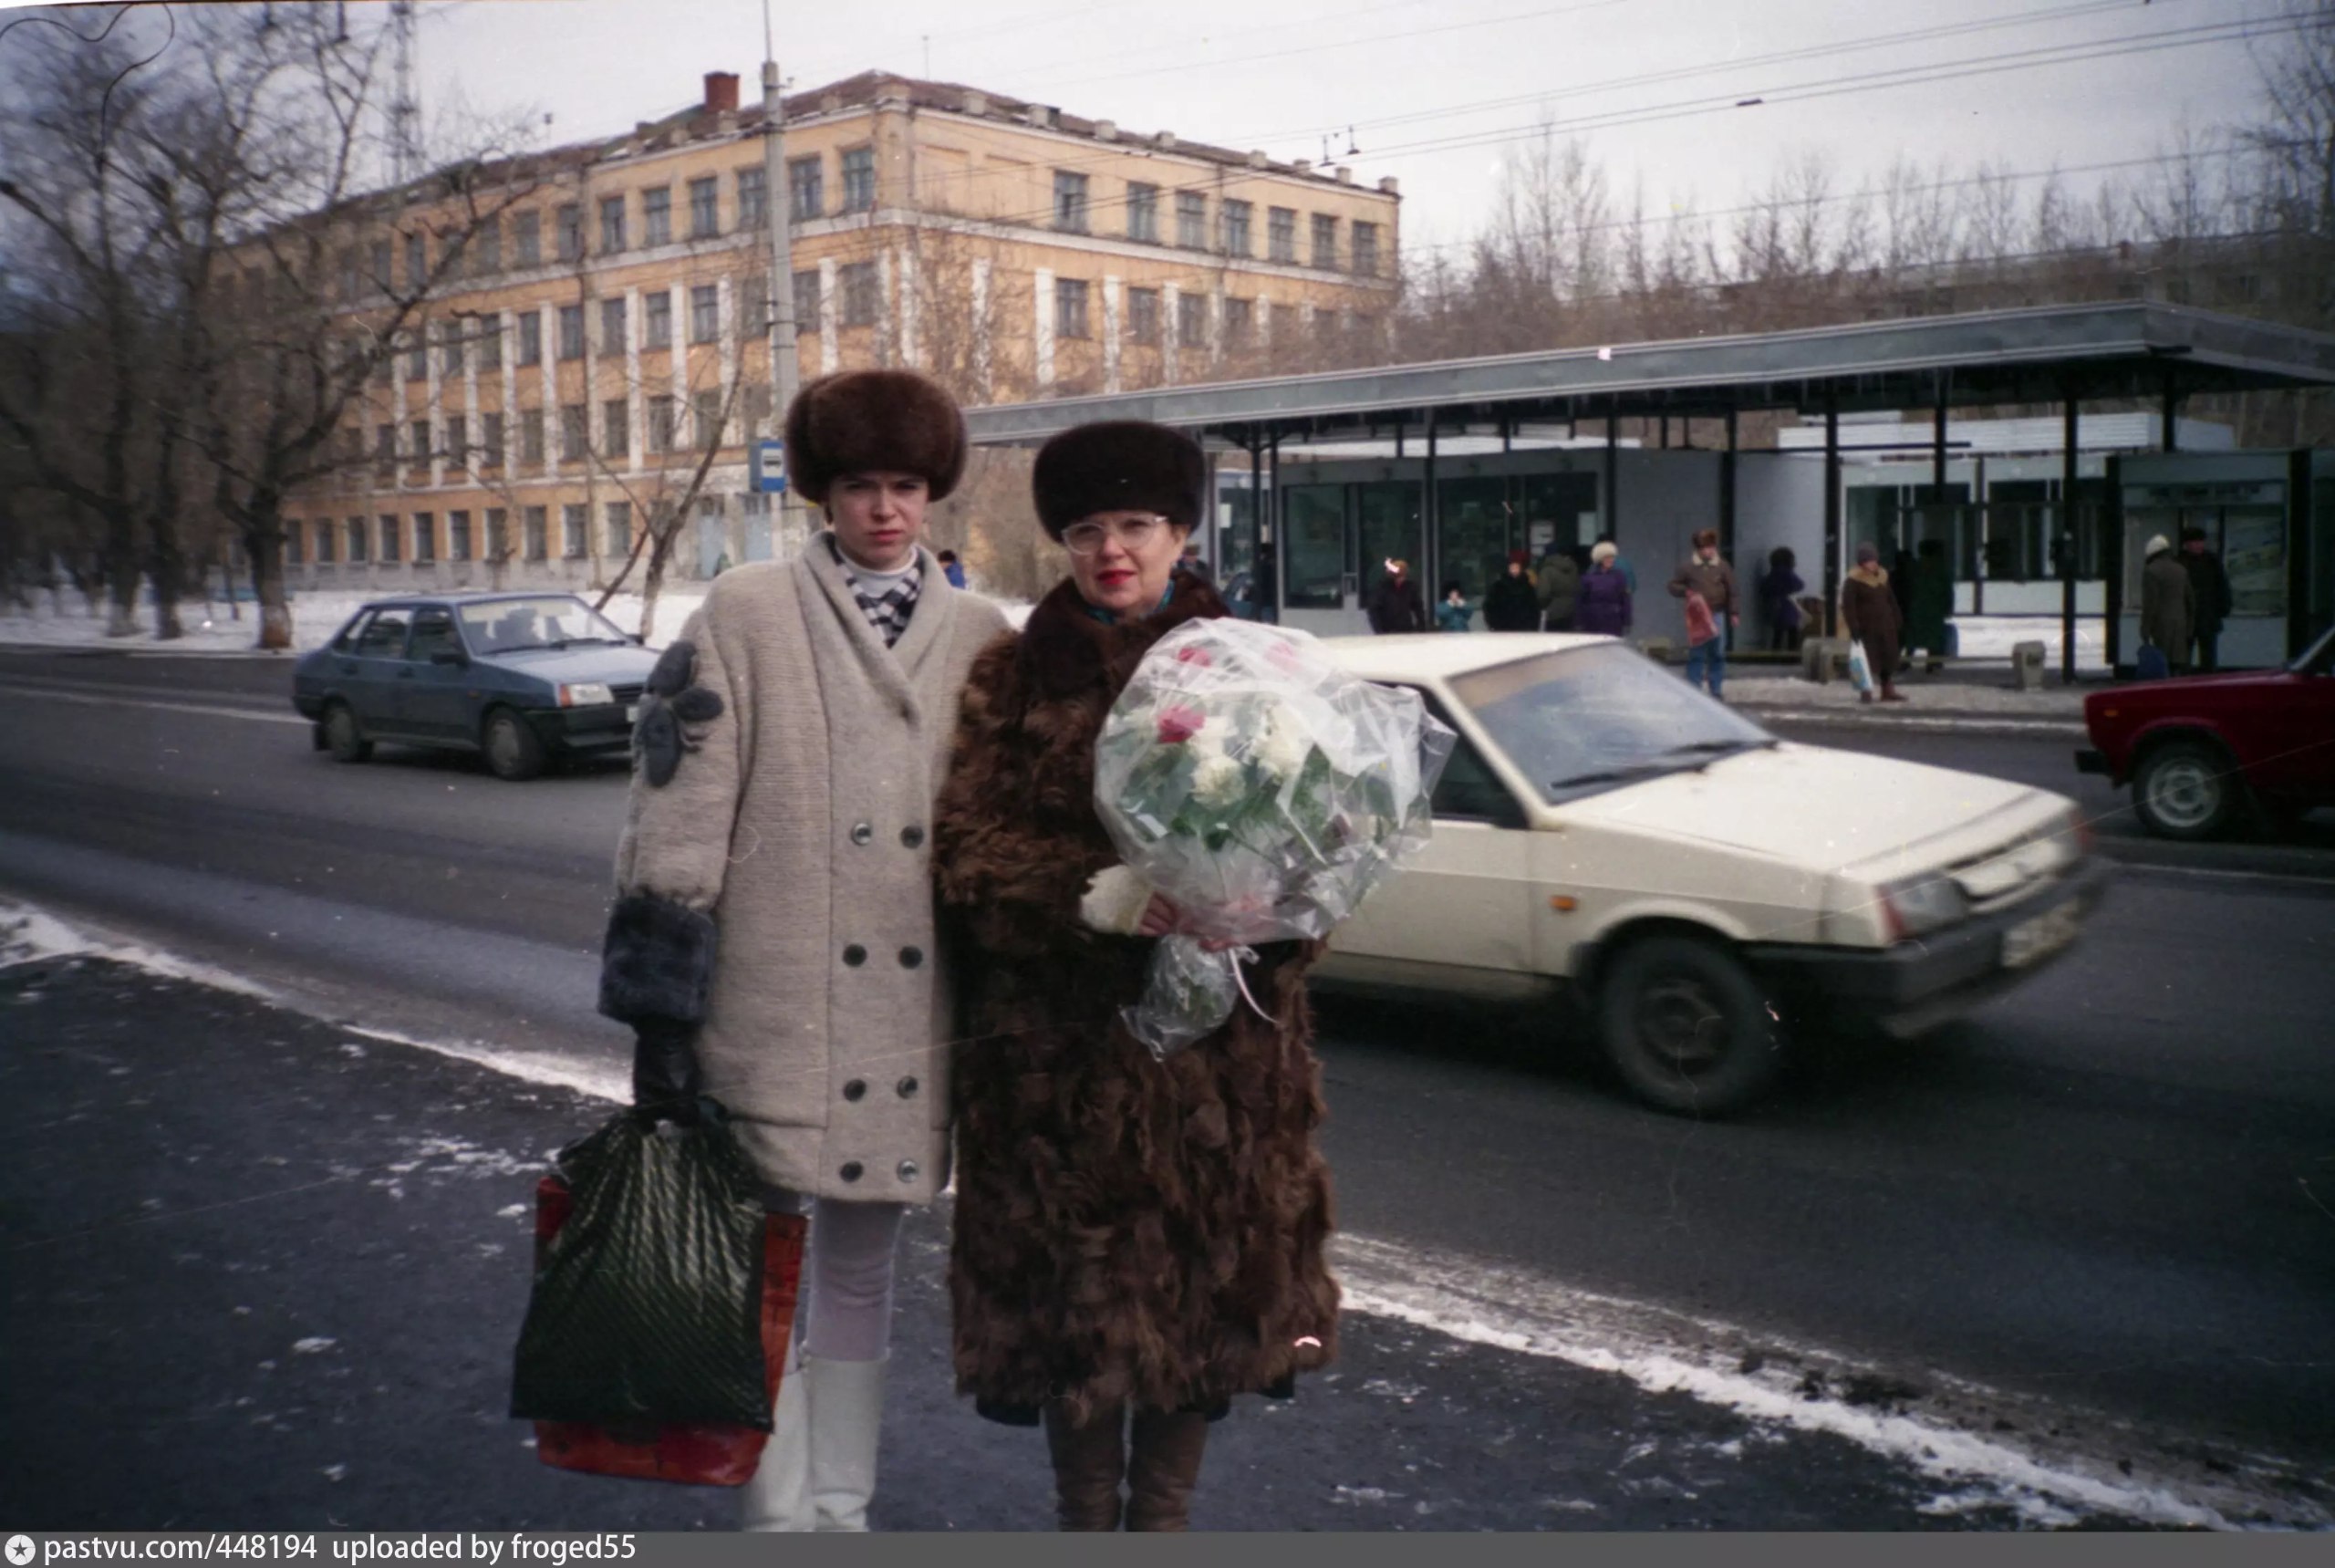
2012, 639, 2047, 691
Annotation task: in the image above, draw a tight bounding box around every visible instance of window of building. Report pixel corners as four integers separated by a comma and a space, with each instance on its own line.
1352, 221, 1381, 277
840, 146, 875, 212
555, 202, 583, 261
412, 513, 435, 564
562, 503, 587, 558
690, 283, 720, 343
841, 262, 878, 327
517, 311, 542, 366
315, 519, 336, 564
524, 505, 548, 561
603, 397, 628, 458
370, 239, 393, 292
448, 510, 472, 562
520, 409, 545, 466
1177, 192, 1207, 249
600, 296, 627, 353
485, 507, 508, 560
605, 501, 631, 559
794, 269, 822, 327
642, 186, 671, 247
1126, 182, 1159, 243
370, 335, 392, 383
744, 380, 773, 436
1055, 276, 1091, 339
285, 521, 305, 566
1269, 206, 1296, 264
404, 328, 427, 381
478, 315, 502, 370
694, 387, 725, 449
558, 304, 585, 360
337, 248, 359, 300
374, 422, 396, 477
446, 414, 467, 462
1224, 296, 1254, 346
482, 411, 504, 467
1178, 292, 1207, 348
739, 281, 770, 341
347, 516, 368, 563
375, 514, 397, 563
643, 288, 671, 348
474, 216, 501, 275
1053, 171, 1090, 232
1220, 199, 1252, 257
409, 419, 431, 470
1128, 286, 1160, 346
739, 165, 768, 227
599, 193, 627, 253
648, 394, 676, 453
689, 176, 720, 239
788, 155, 822, 221
1311, 213, 1337, 269
514, 210, 541, 268
405, 231, 426, 288
560, 404, 586, 462
440, 320, 462, 376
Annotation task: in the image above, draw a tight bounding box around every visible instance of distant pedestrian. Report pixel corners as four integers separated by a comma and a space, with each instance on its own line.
1575, 540, 1632, 637
1366, 558, 1427, 634
1482, 550, 1542, 631
1534, 543, 1581, 630
1759, 546, 1804, 652
1173, 543, 1215, 587
1840, 542, 1906, 704
2180, 526, 2232, 672
1596, 533, 1637, 597
1905, 538, 1953, 674
2142, 534, 2195, 675
1436, 585, 1475, 633
1668, 528, 1738, 700
937, 548, 968, 589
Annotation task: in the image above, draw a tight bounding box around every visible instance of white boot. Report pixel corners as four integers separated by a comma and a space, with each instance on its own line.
804, 1353, 887, 1532
738, 1347, 812, 1532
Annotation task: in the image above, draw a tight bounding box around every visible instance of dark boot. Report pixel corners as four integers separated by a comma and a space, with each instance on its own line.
1124, 1408, 1209, 1532
1043, 1401, 1126, 1532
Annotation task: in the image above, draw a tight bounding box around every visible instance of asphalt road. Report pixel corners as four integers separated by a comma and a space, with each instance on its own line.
4, 648, 2333, 1521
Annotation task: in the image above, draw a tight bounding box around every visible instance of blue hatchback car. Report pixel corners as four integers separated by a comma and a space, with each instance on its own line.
291, 592, 663, 780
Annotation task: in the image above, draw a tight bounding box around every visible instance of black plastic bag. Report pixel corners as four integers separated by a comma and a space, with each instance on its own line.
510, 1104, 771, 1429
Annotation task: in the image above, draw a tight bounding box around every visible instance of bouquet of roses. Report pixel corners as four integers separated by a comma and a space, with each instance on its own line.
1094, 618, 1456, 1057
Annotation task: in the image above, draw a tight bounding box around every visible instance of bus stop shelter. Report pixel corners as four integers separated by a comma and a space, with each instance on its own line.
963, 303, 2335, 672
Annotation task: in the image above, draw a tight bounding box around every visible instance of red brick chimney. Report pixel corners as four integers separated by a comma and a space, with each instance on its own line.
703, 72, 741, 114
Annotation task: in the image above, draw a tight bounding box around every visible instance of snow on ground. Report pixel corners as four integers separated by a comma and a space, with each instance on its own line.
1725, 676, 2089, 716
5, 889, 2320, 1531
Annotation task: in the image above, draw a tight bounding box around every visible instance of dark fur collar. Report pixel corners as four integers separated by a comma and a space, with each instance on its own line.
1020, 573, 1230, 700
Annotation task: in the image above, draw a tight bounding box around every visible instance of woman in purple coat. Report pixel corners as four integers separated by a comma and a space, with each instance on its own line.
1574, 541, 1633, 637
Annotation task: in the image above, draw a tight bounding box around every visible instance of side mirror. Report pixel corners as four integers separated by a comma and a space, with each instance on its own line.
430, 649, 469, 667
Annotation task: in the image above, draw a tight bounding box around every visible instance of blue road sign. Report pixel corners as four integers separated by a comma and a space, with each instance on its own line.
750, 439, 787, 495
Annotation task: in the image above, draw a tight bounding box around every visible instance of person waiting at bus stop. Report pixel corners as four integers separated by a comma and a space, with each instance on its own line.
1668, 529, 1738, 699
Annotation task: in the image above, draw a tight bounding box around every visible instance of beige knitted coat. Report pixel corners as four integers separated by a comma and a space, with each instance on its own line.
609, 536, 1007, 1200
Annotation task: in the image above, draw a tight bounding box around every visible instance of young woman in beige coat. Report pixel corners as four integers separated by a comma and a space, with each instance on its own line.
596, 369, 1007, 1531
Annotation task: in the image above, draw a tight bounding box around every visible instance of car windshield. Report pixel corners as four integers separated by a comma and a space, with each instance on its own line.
1447, 643, 1775, 805
456, 597, 631, 654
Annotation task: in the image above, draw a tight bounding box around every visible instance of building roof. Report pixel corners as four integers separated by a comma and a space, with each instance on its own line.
962, 303, 2335, 447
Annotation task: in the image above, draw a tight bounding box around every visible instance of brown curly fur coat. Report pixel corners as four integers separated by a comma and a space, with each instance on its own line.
932, 574, 1340, 1424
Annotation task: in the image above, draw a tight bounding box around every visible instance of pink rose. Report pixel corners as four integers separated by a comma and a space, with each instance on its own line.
1156, 703, 1205, 744
1176, 644, 1213, 667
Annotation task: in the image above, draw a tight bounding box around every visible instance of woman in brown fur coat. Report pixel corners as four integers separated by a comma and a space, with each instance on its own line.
931, 421, 1339, 1532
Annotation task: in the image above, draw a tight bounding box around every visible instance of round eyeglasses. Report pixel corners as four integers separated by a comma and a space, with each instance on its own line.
1062, 515, 1168, 556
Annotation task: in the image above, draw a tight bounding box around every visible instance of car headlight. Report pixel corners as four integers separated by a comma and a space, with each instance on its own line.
557, 681, 616, 708
1879, 873, 1969, 940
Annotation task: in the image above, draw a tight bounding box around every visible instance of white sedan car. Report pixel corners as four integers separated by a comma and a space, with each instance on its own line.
1316, 634, 2108, 1115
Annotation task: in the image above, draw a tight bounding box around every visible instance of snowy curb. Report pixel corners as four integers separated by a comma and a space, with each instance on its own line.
1741, 708, 2091, 738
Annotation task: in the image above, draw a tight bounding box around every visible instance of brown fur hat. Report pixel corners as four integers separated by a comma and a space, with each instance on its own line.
782, 369, 967, 504
1031, 420, 1205, 539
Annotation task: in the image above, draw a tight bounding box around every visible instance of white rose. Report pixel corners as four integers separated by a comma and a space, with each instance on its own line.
1192, 753, 1247, 808
1256, 718, 1311, 783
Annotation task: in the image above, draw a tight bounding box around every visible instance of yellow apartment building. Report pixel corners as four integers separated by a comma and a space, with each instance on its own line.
281, 68, 1401, 592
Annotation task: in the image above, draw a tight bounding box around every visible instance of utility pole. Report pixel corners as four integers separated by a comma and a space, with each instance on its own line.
388, 0, 423, 188
761, 16, 806, 559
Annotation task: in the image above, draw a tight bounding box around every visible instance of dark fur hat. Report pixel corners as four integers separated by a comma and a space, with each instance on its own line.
1031, 420, 1206, 540
782, 369, 967, 505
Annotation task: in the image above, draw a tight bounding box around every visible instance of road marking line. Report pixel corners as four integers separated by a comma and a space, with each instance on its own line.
2102, 859, 2335, 890
0, 682, 308, 726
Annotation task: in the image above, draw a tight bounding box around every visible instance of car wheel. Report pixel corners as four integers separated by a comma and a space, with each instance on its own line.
2132, 740, 2235, 840
1597, 935, 1784, 1116
322, 701, 372, 763
482, 707, 545, 782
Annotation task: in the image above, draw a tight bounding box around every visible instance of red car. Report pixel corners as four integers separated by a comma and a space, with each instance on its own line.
2077, 622, 2335, 839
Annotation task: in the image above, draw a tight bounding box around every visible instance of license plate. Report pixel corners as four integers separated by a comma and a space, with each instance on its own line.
623, 703, 639, 724
2001, 901, 2081, 969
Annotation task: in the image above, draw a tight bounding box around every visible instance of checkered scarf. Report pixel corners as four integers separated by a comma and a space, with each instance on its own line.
829, 535, 922, 648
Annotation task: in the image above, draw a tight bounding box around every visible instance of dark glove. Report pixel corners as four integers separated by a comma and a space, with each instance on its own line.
630, 1016, 704, 1124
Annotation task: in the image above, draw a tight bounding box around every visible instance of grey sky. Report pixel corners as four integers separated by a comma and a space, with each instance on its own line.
419, 0, 2273, 257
